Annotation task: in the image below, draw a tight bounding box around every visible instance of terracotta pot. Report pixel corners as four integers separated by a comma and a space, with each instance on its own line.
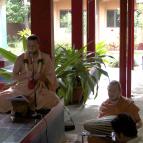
71, 86, 83, 104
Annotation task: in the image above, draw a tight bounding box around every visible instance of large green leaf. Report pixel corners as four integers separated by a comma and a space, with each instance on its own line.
0, 68, 12, 80
96, 41, 107, 55
0, 48, 17, 63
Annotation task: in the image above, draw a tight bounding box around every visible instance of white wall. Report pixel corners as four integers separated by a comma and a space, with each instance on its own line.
54, 0, 71, 44
98, 0, 120, 44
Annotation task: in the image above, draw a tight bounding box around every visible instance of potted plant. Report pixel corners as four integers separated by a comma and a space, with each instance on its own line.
55, 45, 109, 105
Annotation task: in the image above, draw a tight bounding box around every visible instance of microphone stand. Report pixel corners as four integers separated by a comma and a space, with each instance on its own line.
30, 53, 42, 120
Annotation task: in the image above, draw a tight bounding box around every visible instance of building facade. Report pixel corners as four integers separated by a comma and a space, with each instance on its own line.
53, 0, 143, 50
53, 0, 120, 46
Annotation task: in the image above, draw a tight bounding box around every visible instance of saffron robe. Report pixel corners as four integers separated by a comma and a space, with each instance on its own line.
98, 96, 141, 123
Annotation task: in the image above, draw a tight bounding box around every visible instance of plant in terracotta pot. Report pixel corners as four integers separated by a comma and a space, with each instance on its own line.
55, 44, 109, 105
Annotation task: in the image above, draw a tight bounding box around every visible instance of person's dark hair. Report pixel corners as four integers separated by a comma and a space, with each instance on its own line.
27, 34, 40, 42
111, 113, 137, 138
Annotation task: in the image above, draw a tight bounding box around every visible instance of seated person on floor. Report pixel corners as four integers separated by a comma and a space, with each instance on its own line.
83, 80, 142, 143
98, 80, 142, 128
111, 113, 143, 143
0, 34, 59, 114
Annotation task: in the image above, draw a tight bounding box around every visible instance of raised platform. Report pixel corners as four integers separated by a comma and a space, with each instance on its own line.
0, 114, 35, 142
0, 102, 64, 143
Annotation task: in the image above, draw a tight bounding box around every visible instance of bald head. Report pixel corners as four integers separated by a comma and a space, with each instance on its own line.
107, 80, 121, 102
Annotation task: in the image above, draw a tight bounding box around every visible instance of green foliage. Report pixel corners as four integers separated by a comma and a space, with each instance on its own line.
95, 41, 116, 66
96, 41, 107, 56
108, 59, 119, 68
0, 48, 17, 79
0, 28, 30, 79
17, 28, 31, 51
17, 28, 31, 37
135, 4, 143, 28
0, 68, 13, 80
6, 0, 29, 23
55, 45, 109, 105
0, 48, 17, 63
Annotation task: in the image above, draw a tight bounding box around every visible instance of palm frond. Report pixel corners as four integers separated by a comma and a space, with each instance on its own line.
0, 48, 17, 63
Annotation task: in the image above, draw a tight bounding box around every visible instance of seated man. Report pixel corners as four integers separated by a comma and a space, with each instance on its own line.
98, 80, 142, 128
84, 80, 142, 143
0, 34, 59, 113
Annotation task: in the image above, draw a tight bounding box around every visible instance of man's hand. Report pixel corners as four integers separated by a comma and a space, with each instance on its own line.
26, 71, 33, 79
13, 71, 33, 81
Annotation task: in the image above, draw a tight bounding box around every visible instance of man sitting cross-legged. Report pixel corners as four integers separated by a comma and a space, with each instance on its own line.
0, 34, 60, 116
83, 80, 142, 143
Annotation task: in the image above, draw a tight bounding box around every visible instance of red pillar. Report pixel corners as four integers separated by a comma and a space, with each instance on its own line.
87, 0, 95, 53
127, 0, 134, 98
130, 0, 135, 70
120, 0, 127, 97
72, 0, 83, 49
31, 0, 54, 56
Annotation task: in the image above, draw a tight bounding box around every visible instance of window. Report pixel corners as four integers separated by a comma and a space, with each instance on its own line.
60, 10, 71, 28
107, 10, 120, 27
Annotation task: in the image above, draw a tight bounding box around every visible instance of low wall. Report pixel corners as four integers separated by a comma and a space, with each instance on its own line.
21, 102, 64, 143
